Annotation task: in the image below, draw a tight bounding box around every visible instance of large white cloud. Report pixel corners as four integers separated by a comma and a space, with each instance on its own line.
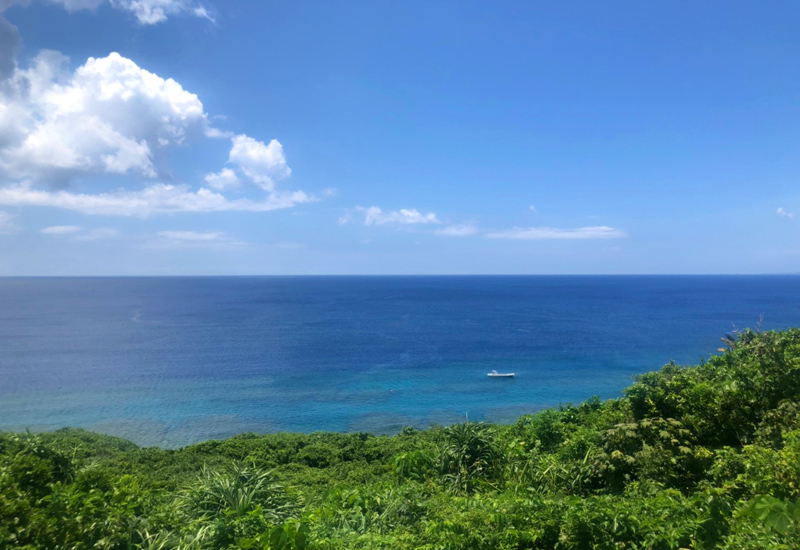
1, 51, 207, 183
0, 12, 312, 221
485, 226, 628, 240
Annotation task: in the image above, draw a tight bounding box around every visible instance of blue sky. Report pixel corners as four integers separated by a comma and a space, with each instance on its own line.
0, 1, 798, 275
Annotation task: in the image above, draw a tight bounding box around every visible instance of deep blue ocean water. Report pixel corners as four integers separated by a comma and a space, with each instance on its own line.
1, 276, 798, 448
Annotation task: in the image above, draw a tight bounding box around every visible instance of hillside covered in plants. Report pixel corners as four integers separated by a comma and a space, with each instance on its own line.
2, 328, 800, 549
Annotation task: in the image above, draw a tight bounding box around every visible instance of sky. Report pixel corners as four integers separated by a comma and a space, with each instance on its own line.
0, 0, 799, 275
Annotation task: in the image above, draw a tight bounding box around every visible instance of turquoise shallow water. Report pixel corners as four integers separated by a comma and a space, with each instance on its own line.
1, 275, 798, 447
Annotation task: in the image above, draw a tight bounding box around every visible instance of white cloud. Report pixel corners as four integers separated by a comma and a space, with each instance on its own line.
273, 241, 305, 249
149, 229, 242, 248
204, 126, 232, 139
0, 9, 313, 224
76, 226, 118, 240
0, 1, 31, 11
0, 210, 20, 233
0, 48, 313, 217
228, 134, 291, 191
486, 226, 628, 240
1, 51, 207, 183
1, 1, 212, 25
0, 183, 313, 216
529, 205, 537, 213
341, 206, 440, 226
435, 224, 478, 237
191, 5, 213, 22
777, 207, 794, 219
51, 0, 105, 11
157, 230, 224, 241
40, 224, 118, 240
108, 0, 175, 24
109, 0, 210, 24
40, 224, 81, 234
203, 134, 292, 193
204, 167, 240, 190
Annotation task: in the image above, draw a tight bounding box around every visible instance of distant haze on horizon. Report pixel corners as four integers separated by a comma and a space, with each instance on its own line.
0, 1, 798, 275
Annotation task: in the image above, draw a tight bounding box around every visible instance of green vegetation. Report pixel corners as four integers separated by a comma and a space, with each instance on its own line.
3, 328, 800, 549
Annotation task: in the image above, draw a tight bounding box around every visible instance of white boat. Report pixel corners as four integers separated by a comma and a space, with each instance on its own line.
487, 369, 514, 378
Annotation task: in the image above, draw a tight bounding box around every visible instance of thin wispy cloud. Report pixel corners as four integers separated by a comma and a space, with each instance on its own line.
0, 0, 214, 25
204, 168, 240, 191
340, 206, 440, 226
777, 207, 794, 219
148, 230, 243, 249
486, 226, 628, 240
0, 211, 20, 234
40, 225, 119, 240
76, 227, 120, 241
40, 225, 82, 235
273, 241, 306, 250
435, 224, 479, 237
192, 5, 215, 23
0, 184, 313, 217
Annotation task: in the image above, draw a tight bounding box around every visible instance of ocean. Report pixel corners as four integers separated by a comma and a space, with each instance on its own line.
1, 275, 798, 448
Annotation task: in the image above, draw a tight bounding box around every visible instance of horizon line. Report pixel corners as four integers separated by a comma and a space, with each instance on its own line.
1, 273, 799, 278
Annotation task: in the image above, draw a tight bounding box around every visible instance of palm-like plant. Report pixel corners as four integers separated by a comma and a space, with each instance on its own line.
169, 462, 293, 550
182, 462, 292, 523
438, 421, 502, 494
172, 462, 295, 548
